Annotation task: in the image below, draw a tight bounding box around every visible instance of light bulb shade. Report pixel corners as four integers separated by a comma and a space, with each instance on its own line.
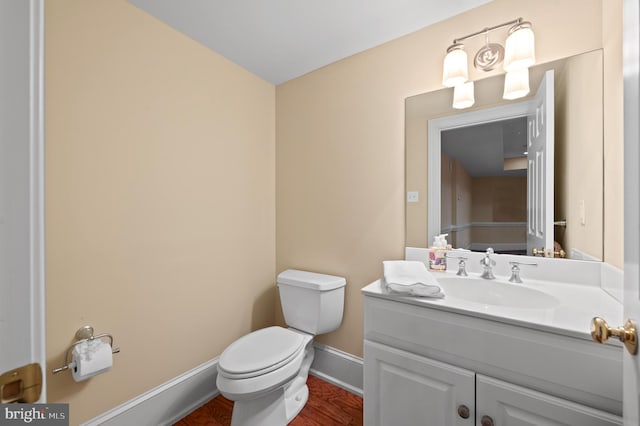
504, 22, 535, 71
453, 81, 475, 109
503, 68, 530, 100
442, 44, 468, 87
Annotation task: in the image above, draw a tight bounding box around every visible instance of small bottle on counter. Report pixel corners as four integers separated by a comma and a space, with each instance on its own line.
428, 234, 449, 272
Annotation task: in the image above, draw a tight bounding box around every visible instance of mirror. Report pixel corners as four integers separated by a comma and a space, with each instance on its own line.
406, 49, 604, 261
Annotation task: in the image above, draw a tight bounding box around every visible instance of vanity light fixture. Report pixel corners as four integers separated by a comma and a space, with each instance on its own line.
504, 21, 536, 72
442, 18, 535, 108
442, 43, 468, 87
503, 68, 530, 100
453, 81, 475, 109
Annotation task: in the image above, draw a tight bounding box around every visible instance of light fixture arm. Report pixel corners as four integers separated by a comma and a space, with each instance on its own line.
452, 17, 523, 44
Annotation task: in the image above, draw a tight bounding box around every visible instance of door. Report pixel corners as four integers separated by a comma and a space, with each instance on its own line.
0, 0, 46, 402
623, 0, 640, 424
526, 69, 554, 257
364, 341, 475, 426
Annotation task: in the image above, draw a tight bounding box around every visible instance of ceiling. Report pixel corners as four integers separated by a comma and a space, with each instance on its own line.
128, 0, 492, 85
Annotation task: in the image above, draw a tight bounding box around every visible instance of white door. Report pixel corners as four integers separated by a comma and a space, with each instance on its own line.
623, 1, 640, 424
526, 70, 555, 257
0, 0, 46, 403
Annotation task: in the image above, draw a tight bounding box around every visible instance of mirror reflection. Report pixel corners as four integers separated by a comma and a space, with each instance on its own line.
406, 49, 604, 261
441, 117, 528, 255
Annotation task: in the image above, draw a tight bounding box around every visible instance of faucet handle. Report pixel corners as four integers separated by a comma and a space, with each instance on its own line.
455, 258, 468, 276
508, 261, 537, 283
445, 253, 468, 276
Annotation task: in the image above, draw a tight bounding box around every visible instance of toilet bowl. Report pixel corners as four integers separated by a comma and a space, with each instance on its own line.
216, 269, 346, 426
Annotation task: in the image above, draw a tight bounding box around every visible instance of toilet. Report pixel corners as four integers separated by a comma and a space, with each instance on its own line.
216, 269, 346, 426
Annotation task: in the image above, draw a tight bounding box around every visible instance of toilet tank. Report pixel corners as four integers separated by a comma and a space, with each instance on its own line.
277, 269, 346, 335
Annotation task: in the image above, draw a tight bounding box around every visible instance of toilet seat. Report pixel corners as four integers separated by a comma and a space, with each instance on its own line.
218, 326, 306, 380
217, 327, 313, 401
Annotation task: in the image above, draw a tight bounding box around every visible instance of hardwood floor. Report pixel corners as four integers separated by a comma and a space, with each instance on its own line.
173, 375, 363, 426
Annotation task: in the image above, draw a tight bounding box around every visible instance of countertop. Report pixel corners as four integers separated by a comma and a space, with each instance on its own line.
362, 271, 623, 343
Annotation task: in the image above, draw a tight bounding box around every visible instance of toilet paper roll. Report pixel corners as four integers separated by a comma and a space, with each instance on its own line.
71, 339, 113, 382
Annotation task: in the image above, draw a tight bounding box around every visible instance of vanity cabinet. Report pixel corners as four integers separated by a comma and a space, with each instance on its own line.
363, 282, 623, 426
365, 341, 620, 426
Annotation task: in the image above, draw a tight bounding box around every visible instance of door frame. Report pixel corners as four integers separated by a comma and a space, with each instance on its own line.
28, 0, 46, 402
623, 0, 640, 423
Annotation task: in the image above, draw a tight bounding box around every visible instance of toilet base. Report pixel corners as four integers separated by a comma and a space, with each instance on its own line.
230, 390, 287, 426
284, 383, 309, 422
229, 342, 315, 426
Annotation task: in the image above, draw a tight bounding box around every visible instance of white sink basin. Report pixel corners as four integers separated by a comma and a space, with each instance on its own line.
437, 277, 561, 309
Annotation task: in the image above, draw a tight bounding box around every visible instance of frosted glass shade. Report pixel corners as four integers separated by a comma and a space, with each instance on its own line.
453, 81, 475, 109
503, 68, 530, 100
504, 24, 535, 71
442, 46, 468, 87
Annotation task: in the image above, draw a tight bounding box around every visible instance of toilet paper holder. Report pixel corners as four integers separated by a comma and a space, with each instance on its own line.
51, 326, 120, 375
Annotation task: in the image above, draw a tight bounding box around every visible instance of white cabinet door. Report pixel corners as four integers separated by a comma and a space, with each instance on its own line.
364, 341, 475, 426
476, 375, 622, 426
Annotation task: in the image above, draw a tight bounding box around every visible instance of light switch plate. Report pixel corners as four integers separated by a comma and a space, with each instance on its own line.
407, 191, 419, 203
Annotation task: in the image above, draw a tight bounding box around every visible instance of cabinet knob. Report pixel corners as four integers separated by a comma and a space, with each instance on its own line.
481, 415, 494, 426
456, 404, 469, 419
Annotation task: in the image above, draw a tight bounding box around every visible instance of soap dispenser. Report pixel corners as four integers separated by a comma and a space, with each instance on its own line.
428, 234, 449, 272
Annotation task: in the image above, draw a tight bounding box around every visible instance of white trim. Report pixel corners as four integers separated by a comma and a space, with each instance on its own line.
81, 343, 364, 425
29, 0, 46, 401
601, 263, 623, 304
469, 242, 526, 252
309, 342, 363, 397
427, 101, 534, 245
470, 221, 527, 228
443, 221, 527, 233
570, 248, 603, 262
81, 358, 220, 426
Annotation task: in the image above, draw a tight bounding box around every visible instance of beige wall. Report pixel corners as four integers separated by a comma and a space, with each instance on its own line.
555, 52, 604, 259
276, 0, 619, 358
470, 176, 527, 250
441, 154, 453, 231
471, 177, 527, 222
603, 0, 624, 268
45, 1, 275, 423
452, 158, 473, 249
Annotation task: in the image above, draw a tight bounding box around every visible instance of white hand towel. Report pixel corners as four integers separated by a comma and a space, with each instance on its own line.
383, 260, 445, 298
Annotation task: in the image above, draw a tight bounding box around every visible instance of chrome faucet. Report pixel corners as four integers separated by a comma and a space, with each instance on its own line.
445, 253, 468, 276
508, 261, 538, 283
480, 248, 496, 280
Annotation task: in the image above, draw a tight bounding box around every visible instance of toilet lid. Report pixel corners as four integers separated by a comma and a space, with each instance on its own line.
219, 326, 305, 378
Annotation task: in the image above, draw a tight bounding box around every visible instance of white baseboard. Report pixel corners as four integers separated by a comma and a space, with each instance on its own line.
81, 358, 220, 426
82, 343, 363, 425
309, 342, 363, 397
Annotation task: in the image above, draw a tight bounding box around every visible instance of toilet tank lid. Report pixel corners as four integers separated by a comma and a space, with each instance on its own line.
277, 269, 346, 291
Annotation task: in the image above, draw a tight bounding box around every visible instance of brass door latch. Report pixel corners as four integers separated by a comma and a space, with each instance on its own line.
0, 363, 42, 403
